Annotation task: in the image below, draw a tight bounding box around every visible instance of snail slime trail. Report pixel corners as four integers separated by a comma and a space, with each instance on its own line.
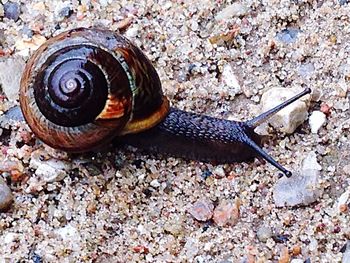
19, 27, 311, 177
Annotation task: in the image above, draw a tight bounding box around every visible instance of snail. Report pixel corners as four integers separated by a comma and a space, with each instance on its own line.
20, 27, 311, 177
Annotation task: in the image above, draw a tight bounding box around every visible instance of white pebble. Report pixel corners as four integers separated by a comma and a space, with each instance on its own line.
30, 157, 71, 183
302, 151, 322, 171
336, 189, 350, 212
56, 224, 78, 240
343, 164, 350, 175
150, 179, 160, 188
0, 57, 25, 101
260, 88, 310, 134
3, 233, 17, 244
221, 64, 241, 97
213, 166, 225, 178
215, 3, 249, 21
125, 26, 139, 38
309, 111, 326, 134
99, 0, 108, 7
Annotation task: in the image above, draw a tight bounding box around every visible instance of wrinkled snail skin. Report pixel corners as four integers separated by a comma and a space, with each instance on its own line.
121, 107, 261, 163
19, 27, 311, 177
123, 85, 312, 177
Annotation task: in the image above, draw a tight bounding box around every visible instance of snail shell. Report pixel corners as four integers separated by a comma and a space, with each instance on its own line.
20, 28, 169, 152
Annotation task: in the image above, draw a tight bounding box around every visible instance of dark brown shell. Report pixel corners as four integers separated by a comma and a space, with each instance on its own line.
20, 28, 169, 152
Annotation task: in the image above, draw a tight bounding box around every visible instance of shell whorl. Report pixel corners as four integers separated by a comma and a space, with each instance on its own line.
20, 28, 169, 152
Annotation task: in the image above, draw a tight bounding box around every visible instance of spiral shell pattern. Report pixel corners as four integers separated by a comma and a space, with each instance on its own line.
20, 28, 169, 152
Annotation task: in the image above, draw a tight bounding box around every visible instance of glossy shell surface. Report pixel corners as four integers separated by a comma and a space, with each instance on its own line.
20, 28, 169, 152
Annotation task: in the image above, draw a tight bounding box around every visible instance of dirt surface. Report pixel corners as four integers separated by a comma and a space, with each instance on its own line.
0, 1, 350, 262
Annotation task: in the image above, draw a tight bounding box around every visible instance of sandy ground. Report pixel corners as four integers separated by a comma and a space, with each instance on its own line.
0, 0, 350, 262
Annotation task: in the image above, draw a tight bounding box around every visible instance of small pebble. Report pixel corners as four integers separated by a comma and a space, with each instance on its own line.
0, 29, 4, 46
256, 226, 273, 242
0, 177, 13, 211
278, 246, 290, 263
150, 179, 160, 188
3, 2, 20, 21
31, 253, 43, 263
55, 224, 78, 241
302, 151, 322, 171
309, 111, 326, 134
133, 245, 149, 254
32, 2, 46, 12
30, 157, 71, 183
213, 199, 240, 227
164, 220, 184, 236
215, 2, 249, 20
188, 199, 214, 222
0, 57, 26, 100
0, 159, 24, 182
221, 64, 241, 97
260, 88, 310, 134
344, 165, 350, 175
2, 106, 24, 122
343, 241, 350, 263
20, 26, 33, 38
276, 28, 300, 44
333, 98, 350, 111
339, 0, 349, 5
320, 103, 331, 116
125, 25, 139, 38
0, 4, 4, 17
291, 245, 302, 256
99, 0, 109, 7
213, 166, 225, 178
15, 34, 47, 56
183, 238, 200, 258
298, 63, 315, 78
273, 152, 321, 207
201, 170, 212, 180
336, 189, 350, 213
272, 234, 290, 243
58, 6, 73, 18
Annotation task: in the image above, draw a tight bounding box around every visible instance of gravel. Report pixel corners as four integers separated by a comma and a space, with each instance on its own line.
0, 0, 349, 262
309, 110, 327, 133
3, 1, 20, 21
188, 199, 214, 222
0, 177, 13, 211
259, 87, 311, 134
0, 57, 25, 101
273, 151, 322, 207
256, 225, 273, 243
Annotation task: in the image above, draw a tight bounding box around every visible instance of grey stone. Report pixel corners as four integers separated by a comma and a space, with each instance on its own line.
276, 28, 300, 44
256, 226, 273, 242
3, 2, 20, 21
0, 177, 13, 211
0, 57, 25, 101
343, 241, 350, 263
215, 3, 249, 21
273, 152, 322, 207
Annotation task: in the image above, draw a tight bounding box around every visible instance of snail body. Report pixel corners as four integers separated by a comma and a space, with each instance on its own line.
20, 28, 311, 177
